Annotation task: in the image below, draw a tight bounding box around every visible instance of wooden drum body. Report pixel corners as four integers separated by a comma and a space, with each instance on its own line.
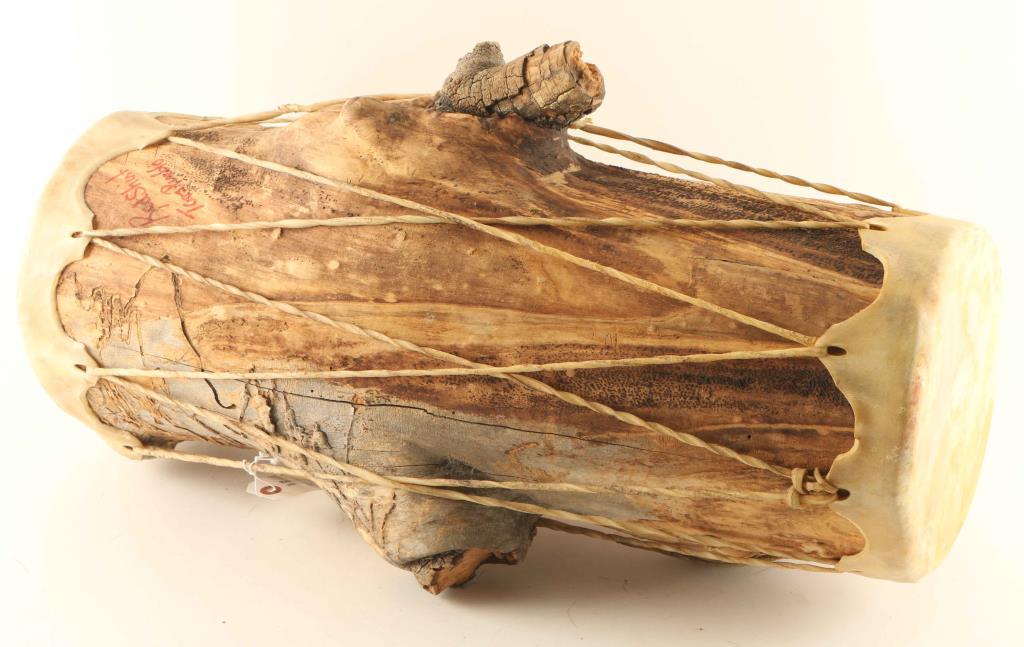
20, 43, 999, 592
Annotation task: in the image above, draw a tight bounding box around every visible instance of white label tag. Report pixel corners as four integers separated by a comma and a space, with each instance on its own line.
243, 453, 316, 500
245, 473, 317, 499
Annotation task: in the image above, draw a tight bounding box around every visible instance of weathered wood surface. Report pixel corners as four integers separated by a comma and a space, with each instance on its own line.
52, 43, 894, 591
435, 41, 604, 127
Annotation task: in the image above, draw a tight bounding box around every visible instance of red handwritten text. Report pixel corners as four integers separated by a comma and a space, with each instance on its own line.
105, 169, 169, 227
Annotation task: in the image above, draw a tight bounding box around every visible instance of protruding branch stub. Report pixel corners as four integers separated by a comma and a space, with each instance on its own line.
434, 41, 605, 128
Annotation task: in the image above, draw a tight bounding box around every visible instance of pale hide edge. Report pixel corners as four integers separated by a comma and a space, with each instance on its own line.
18, 112, 174, 458
822, 214, 1001, 581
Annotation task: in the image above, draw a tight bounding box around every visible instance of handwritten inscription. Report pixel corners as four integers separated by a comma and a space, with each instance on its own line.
105, 169, 168, 227
145, 158, 205, 219
105, 157, 206, 227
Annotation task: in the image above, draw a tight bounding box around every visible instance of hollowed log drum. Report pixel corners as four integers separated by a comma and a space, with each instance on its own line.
20, 41, 999, 592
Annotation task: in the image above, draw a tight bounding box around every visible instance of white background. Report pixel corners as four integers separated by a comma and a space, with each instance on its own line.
2, 2, 1022, 645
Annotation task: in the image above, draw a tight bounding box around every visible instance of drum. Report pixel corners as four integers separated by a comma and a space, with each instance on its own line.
20, 41, 1000, 593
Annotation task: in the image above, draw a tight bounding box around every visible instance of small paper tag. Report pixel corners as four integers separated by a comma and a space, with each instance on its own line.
243, 452, 316, 500
245, 473, 316, 500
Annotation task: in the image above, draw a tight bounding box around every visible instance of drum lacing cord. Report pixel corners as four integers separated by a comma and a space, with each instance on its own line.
164, 135, 819, 346
126, 442, 784, 502
86, 347, 828, 381
101, 375, 838, 572
166, 94, 903, 219
80, 214, 869, 238
789, 467, 843, 508
82, 114, 875, 505
569, 118, 900, 210
77, 97, 909, 559
88, 235, 843, 509
170, 131, 863, 502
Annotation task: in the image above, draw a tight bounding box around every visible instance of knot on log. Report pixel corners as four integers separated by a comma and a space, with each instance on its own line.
433, 41, 605, 128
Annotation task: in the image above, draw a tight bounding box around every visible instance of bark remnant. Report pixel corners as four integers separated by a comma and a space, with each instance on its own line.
434, 41, 604, 127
